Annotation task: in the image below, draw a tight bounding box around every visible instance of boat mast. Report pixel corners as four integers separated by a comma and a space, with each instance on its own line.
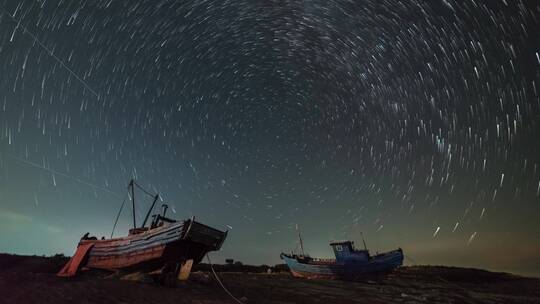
296, 224, 305, 256
130, 179, 136, 229
361, 232, 368, 251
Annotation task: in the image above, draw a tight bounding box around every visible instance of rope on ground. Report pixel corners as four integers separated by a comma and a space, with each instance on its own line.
206, 254, 244, 304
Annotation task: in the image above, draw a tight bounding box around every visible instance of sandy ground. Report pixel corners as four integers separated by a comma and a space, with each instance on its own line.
0, 253, 539, 304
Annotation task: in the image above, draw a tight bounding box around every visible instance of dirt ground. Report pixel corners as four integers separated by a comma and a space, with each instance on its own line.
0, 253, 539, 304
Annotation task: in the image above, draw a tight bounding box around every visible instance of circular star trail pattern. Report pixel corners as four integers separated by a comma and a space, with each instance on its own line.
0, 0, 539, 274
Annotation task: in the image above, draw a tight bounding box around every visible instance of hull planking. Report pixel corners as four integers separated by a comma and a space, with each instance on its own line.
80, 219, 227, 272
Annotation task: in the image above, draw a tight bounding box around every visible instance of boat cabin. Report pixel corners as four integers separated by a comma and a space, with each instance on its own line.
330, 240, 370, 263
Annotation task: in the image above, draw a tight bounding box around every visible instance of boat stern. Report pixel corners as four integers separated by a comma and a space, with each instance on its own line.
181, 218, 228, 251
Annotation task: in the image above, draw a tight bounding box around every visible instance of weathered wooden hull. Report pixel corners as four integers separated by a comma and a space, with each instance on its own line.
80, 219, 227, 272
280, 249, 403, 280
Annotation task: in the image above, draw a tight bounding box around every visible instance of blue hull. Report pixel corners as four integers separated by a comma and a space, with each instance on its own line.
280, 249, 403, 280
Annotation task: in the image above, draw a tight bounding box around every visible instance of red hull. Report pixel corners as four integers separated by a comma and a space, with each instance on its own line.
87, 244, 166, 270
58, 219, 227, 277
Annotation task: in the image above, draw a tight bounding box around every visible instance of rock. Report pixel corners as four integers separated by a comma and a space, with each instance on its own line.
120, 272, 153, 283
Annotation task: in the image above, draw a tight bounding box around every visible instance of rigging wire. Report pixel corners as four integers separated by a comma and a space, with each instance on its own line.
133, 180, 158, 198
110, 190, 129, 238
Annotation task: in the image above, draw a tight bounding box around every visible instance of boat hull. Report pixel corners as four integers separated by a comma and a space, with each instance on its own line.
80, 219, 227, 272
280, 249, 403, 280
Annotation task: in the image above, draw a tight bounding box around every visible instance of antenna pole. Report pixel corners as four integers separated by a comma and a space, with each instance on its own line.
361, 232, 368, 251
130, 179, 136, 229
141, 194, 159, 228
162, 204, 169, 217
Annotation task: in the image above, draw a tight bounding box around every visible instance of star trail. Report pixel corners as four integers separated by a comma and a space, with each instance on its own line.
0, 0, 539, 276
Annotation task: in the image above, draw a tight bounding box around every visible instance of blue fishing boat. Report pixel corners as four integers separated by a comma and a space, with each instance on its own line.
280, 240, 403, 280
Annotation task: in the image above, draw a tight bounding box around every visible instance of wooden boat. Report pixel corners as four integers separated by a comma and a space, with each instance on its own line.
280, 239, 403, 280
58, 180, 227, 284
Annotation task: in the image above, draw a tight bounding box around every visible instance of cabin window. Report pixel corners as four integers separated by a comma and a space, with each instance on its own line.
335, 245, 343, 251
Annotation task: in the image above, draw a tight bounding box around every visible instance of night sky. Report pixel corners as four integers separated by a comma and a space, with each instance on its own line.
1, 0, 539, 276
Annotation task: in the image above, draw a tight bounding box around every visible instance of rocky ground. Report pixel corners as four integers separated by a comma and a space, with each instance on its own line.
0, 253, 539, 304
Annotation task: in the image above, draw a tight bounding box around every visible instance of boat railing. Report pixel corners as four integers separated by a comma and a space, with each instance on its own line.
313, 258, 335, 262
